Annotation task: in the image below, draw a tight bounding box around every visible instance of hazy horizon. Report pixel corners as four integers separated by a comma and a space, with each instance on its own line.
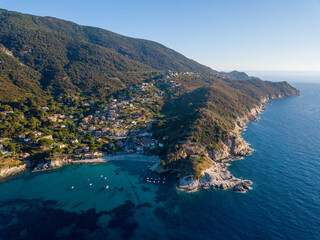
245, 71, 320, 83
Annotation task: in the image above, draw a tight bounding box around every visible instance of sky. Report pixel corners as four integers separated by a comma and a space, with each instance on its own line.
1, 0, 320, 72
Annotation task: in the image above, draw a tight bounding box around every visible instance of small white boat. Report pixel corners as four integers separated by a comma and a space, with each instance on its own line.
71, 186, 75, 189
104, 177, 107, 179
89, 183, 93, 186
106, 185, 109, 189
101, 175, 103, 178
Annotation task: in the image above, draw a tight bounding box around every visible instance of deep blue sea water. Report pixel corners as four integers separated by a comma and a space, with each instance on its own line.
0, 82, 320, 240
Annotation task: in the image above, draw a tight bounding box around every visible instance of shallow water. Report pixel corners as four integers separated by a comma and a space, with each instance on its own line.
0, 82, 320, 240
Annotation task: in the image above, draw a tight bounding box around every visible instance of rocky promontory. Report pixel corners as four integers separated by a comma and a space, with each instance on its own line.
154, 90, 299, 193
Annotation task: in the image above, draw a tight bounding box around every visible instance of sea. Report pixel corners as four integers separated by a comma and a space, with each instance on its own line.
0, 75, 320, 240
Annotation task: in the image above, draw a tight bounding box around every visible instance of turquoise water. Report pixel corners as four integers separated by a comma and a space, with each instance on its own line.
1, 82, 320, 239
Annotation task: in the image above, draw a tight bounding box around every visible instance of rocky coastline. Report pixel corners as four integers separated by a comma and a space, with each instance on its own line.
0, 164, 27, 181
0, 93, 299, 188
153, 95, 290, 193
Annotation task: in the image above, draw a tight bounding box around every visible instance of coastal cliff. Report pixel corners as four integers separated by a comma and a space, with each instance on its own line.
154, 88, 300, 193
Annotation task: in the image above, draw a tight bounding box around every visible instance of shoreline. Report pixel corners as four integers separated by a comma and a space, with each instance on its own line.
0, 95, 298, 190
0, 153, 160, 182
173, 94, 299, 193
167, 100, 267, 193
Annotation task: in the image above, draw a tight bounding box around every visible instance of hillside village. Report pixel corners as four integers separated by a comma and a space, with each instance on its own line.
0, 71, 194, 170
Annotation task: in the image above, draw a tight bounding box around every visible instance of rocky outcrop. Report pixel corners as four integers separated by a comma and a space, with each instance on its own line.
34, 155, 71, 171
0, 164, 26, 180
177, 161, 253, 193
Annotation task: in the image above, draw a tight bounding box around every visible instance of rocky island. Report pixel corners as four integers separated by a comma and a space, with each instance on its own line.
0, 9, 299, 191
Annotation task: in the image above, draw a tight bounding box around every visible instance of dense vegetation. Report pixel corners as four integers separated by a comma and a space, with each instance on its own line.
0, 9, 216, 102
153, 77, 299, 177
0, 9, 299, 178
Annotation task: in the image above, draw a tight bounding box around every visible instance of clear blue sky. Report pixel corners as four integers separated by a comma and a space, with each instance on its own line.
1, 0, 320, 71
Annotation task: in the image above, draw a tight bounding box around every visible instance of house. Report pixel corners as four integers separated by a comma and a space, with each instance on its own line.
0, 144, 3, 150
71, 139, 79, 144
114, 131, 126, 137
102, 128, 110, 133
41, 107, 49, 111
57, 143, 67, 149
82, 117, 89, 123
190, 155, 198, 158
83, 146, 90, 152
42, 135, 53, 140
163, 136, 169, 140
139, 132, 153, 137
19, 153, 30, 159
159, 143, 164, 148
95, 131, 102, 137
93, 151, 103, 157
75, 149, 82, 154
48, 116, 58, 122
19, 134, 26, 139
34, 132, 42, 137
89, 126, 96, 131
